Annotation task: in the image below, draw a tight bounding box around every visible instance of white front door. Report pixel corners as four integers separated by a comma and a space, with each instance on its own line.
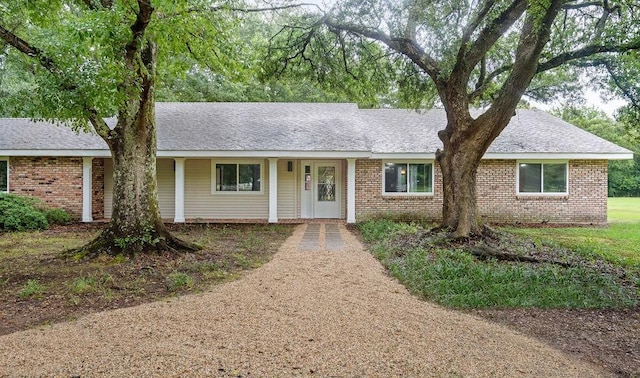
301, 160, 342, 219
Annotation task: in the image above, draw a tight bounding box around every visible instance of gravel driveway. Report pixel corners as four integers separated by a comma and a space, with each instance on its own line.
0, 224, 606, 377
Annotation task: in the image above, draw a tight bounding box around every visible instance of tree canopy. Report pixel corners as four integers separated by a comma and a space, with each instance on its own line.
0, 0, 245, 122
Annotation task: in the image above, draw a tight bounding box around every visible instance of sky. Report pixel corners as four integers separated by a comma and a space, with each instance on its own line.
530, 90, 627, 118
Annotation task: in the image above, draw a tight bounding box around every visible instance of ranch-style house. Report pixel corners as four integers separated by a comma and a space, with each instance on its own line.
0, 102, 632, 224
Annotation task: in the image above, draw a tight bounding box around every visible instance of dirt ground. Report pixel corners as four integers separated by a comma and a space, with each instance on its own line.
0, 223, 293, 336
471, 308, 640, 377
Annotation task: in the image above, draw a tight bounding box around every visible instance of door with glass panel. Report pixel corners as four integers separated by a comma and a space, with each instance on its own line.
301, 161, 341, 218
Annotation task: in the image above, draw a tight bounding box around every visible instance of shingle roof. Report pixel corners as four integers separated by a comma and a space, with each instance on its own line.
0, 119, 108, 151
0, 103, 631, 157
156, 102, 370, 152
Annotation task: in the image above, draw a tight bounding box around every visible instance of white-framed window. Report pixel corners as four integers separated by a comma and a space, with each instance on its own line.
383, 161, 434, 195
211, 160, 263, 194
0, 157, 8, 193
517, 161, 568, 195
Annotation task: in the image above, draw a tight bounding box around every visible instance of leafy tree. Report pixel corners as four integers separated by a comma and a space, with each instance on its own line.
156, 12, 362, 103
269, 0, 640, 237
0, 0, 249, 255
554, 106, 640, 197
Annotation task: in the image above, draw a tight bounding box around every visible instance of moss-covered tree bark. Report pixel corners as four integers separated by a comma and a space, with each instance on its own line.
79, 7, 198, 256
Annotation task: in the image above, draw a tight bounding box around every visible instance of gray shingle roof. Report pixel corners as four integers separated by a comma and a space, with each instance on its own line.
156, 102, 370, 151
0, 119, 107, 151
0, 103, 631, 157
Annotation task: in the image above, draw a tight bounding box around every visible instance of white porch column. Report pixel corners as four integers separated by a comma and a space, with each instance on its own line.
268, 158, 278, 223
174, 158, 186, 223
347, 158, 356, 224
82, 157, 93, 223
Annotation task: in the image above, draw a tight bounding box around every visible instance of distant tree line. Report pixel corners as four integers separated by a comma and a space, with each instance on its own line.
554, 106, 640, 197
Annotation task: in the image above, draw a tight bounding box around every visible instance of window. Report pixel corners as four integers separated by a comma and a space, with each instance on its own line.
384, 162, 433, 194
518, 162, 567, 194
213, 162, 262, 193
0, 159, 7, 192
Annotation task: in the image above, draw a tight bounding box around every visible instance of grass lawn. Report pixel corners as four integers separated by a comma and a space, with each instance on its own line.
0, 223, 293, 335
608, 197, 640, 222
507, 198, 640, 269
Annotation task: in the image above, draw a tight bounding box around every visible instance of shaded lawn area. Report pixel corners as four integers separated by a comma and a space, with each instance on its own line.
356, 199, 640, 376
0, 223, 293, 336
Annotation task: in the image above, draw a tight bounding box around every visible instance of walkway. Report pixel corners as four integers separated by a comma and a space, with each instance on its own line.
0, 224, 605, 377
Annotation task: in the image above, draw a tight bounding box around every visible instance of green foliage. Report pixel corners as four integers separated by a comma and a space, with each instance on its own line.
19, 279, 45, 299
113, 229, 160, 252
0, 194, 71, 231
553, 106, 640, 197
44, 208, 71, 226
0, 1, 245, 122
358, 219, 638, 309
68, 276, 97, 294
0, 194, 49, 231
357, 218, 408, 243
165, 271, 194, 292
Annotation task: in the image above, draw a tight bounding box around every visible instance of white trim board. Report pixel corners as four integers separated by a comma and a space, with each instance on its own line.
0, 150, 633, 161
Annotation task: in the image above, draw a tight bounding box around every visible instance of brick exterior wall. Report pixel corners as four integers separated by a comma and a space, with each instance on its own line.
355, 159, 608, 224
355, 159, 443, 220
92, 158, 105, 220
6, 156, 609, 224
9, 157, 84, 219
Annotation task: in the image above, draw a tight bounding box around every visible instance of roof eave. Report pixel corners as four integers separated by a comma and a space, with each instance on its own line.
483, 152, 634, 160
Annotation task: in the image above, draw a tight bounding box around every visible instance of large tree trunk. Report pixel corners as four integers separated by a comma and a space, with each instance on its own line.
76, 40, 198, 257
435, 115, 490, 238
435, 104, 506, 239
437, 145, 482, 238
78, 104, 198, 257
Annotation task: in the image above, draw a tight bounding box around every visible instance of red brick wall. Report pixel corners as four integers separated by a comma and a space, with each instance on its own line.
355, 159, 443, 220
355, 159, 608, 224
92, 158, 105, 220
9, 157, 84, 219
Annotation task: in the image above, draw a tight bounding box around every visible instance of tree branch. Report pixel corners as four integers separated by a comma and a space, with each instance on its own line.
459, 0, 496, 55
459, 0, 528, 77
0, 24, 60, 76
469, 64, 512, 101
562, 1, 604, 10
0, 23, 113, 143
88, 110, 114, 146
602, 61, 640, 108
478, 0, 564, 142
124, 0, 154, 64
537, 41, 640, 73
323, 18, 443, 85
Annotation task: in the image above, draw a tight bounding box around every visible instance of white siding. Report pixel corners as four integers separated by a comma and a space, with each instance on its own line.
157, 159, 175, 219
277, 159, 297, 219
103, 158, 175, 219
184, 159, 269, 219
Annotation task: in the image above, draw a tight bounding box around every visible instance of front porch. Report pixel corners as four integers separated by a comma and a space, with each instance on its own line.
91, 157, 359, 224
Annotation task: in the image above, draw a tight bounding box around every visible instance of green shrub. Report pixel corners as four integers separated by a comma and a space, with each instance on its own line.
0, 194, 71, 231
0, 194, 48, 231
44, 208, 71, 225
